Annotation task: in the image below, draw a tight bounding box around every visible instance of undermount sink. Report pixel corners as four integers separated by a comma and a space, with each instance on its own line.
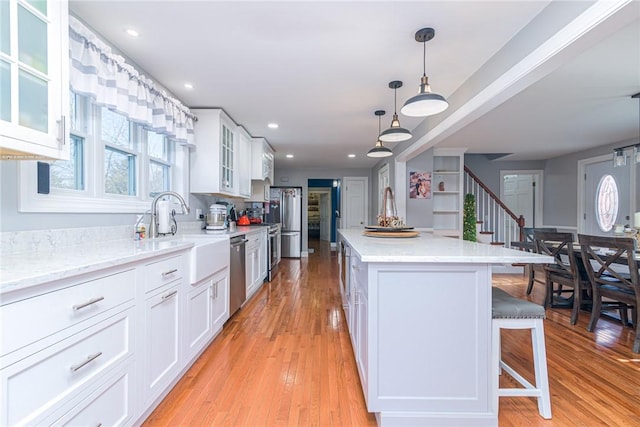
179, 234, 230, 284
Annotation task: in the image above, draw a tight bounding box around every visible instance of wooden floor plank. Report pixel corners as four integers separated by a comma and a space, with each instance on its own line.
143, 239, 640, 426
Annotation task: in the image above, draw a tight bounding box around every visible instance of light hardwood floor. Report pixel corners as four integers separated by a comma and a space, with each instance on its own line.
144, 239, 640, 426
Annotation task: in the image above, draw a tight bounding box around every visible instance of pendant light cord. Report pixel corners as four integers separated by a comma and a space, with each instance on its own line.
422, 39, 426, 77
394, 87, 398, 114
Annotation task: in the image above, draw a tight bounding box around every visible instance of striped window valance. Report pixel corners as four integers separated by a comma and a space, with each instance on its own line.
69, 16, 195, 145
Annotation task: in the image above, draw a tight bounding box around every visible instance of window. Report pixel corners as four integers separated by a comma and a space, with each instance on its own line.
148, 130, 171, 197
101, 107, 137, 196
595, 174, 618, 232
50, 134, 84, 190
19, 92, 189, 213
50, 92, 87, 191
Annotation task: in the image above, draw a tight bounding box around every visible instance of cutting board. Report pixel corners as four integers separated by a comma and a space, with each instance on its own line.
363, 230, 420, 238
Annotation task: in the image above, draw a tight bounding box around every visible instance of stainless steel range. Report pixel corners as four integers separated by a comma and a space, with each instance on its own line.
265, 223, 281, 281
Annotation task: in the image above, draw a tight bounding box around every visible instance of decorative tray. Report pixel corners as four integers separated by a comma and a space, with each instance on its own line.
363, 230, 420, 238
364, 225, 414, 232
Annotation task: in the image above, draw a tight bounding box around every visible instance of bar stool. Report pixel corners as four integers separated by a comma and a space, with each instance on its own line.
492, 287, 552, 419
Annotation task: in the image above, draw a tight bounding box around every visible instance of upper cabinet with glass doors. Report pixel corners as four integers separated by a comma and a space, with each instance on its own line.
0, 0, 69, 160
191, 108, 239, 196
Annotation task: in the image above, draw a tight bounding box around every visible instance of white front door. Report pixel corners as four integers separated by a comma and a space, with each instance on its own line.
582, 157, 631, 235
343, 177, 368, 229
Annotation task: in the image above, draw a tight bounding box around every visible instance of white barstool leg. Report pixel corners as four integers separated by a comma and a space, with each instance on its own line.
493, 317, 552, 419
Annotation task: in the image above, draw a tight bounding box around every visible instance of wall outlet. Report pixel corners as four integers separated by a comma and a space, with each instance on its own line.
196, 208, 203, 219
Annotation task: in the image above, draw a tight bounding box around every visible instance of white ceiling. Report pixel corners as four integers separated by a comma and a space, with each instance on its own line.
69, 1, 640, 169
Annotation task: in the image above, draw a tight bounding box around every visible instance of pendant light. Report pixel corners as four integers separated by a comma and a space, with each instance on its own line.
367, 110, 393, 158
401, 27, 448, 117
379, 81, 412, 143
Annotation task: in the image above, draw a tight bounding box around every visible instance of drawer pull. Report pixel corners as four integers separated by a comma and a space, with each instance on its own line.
162, 268, 178, 277
162, 290, 178, 301
73, 296, 105, 311
70, 351, 103, 372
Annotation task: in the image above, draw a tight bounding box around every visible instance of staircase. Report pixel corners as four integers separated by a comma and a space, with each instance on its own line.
464, 166, 525, 249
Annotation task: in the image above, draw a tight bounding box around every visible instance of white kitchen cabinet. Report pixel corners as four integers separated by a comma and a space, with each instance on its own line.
185, 276, 214, 362
432, 147, 466, 238
0, 305, 135, 426
190, 108, 238, 196
248, 180, 271, 202
0, 0, 70, 160
342, 248, 369, 404
51, 362, 134, 427
237, 125, 252, 198
251, 137, 274, 182
142, 281, 181, 407
355, 277, 368, 399
245, 229, 267, 300
185, 266, 229, 363
211, 268, 229, 334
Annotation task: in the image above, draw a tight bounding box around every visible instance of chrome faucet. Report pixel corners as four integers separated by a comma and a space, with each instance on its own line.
149, 191, 190, 239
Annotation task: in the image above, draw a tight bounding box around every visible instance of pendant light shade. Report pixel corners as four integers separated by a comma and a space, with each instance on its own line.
613, 148, 626, 167
613, 93, 640, 167
367, 110, 393, 158
379, 81, 412, 143
401, 27, 449, 117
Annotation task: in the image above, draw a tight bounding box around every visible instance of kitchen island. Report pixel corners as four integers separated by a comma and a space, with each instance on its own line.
338, 229, 552, 427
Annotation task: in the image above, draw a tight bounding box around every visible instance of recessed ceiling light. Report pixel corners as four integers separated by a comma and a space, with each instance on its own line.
268, 123, 279, 129
184, 83, 193, 90
125, 29, 139, 37
286, 154, 294, 158
348, 154, 356, 158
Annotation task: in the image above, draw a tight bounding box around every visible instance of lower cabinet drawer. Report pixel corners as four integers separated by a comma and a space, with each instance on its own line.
0, 307, 134, 426
145, 255, 183, 293
52, 363, 134, 427
1, 268, 135, 357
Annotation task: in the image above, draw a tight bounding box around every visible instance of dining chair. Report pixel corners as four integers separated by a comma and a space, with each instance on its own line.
578, 234, 639, 353
523, 227, 558, 295
534, 231, 589, 325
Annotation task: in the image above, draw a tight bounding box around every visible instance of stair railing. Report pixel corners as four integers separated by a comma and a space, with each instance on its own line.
464, 166, 525, 249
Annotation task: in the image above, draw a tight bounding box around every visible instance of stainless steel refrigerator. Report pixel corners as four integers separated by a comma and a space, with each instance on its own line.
267, 187, 302, 258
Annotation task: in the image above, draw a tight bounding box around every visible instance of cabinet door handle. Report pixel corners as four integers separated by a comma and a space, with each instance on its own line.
162, 268, 178, 277
57, 116, 66, 145
70, 351, 102, 372
73, 296, 105, 311
161, 290, 178, 301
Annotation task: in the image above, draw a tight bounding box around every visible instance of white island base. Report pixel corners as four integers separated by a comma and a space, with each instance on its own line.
338, 229, 552, 426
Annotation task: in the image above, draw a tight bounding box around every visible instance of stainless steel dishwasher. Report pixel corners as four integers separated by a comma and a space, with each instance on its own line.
229, 235, 247, 316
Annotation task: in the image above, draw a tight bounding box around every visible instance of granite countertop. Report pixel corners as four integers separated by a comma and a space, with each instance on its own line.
338, 229, 554, 264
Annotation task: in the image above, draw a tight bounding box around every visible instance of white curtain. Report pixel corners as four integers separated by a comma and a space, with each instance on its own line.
69, 16, 195, 145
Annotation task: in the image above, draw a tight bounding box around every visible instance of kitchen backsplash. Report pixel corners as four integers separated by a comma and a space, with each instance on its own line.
1, 221, 205, 257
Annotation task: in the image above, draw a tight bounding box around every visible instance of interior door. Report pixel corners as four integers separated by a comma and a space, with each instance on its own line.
343, 177, 368, 229
500, 171, 543, 227
583, 159, 631, 235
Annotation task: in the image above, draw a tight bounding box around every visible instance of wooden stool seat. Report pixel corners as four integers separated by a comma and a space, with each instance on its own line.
492, 287, 552, 419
